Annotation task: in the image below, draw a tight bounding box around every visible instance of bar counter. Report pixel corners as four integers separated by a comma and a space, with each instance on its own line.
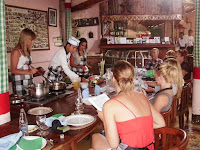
99, 44, 178, 60
0, 92, 101, 150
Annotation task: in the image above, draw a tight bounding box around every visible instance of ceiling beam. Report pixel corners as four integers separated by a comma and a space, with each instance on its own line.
71, 0, 106, 12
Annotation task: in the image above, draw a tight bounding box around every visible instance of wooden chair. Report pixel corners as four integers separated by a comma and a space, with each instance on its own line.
161, 108, 172, 127
154, 127, 188, 150
171, 96, 177, 126
177, 82, 191, 129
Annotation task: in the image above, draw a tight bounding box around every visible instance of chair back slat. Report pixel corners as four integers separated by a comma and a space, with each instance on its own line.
154, 127, 188, 150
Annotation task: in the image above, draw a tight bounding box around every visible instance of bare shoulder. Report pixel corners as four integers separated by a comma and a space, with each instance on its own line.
11, 49, 21, 57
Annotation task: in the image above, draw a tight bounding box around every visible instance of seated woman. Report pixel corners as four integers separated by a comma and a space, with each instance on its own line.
149, 63, 182, 112
90, 60, 165, 150
175, 49, 191, 81
70, 38, 91, 79
145, 58, 183, 98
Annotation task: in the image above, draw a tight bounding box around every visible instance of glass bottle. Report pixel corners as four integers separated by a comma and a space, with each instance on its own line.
19, 108, 29, 136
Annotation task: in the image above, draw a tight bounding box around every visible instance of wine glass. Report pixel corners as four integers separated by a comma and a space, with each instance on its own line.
74, 88, 84, 114
36, 115, 48, 136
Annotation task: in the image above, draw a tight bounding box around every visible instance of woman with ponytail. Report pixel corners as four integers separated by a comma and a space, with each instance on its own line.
149, 63, 182, 112
90, 60, 165, 150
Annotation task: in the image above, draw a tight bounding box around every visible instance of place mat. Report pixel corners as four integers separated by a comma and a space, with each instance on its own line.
70, 117, 96, 130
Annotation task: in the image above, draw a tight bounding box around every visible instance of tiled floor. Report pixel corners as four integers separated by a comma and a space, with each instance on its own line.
78, 106, 200, 150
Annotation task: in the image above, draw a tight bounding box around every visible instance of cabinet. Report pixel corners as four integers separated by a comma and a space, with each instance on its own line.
87, 55, 103, 75
105, 50, 150, 67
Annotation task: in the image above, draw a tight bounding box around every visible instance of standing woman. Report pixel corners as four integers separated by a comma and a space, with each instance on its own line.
11, 28, 37, 96
70, 38, 90, 78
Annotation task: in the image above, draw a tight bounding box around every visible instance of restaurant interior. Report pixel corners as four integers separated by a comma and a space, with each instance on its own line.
0, 0, 199, 149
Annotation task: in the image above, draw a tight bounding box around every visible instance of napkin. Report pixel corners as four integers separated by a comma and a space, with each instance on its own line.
94, 85, 101, 95
45, 113, 67, 127
0, 131, 22, 150
18, 137, 42, 150
82, 88, 90, 98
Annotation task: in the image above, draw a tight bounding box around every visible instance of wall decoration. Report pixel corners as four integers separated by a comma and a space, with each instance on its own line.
5, 5, 49, 52
88, 31, 94, 38
72, 17, 99, 27
48, 8, 57, 27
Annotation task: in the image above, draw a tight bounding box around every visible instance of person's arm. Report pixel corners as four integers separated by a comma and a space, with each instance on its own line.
70, 53, 86, 70
149, 102, 166, 128
11, 49, 37, 75
60, 53, 79, 80
153, 94, 169, 112
102, 101, 120, 148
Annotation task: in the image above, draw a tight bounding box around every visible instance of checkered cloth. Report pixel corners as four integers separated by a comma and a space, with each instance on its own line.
65, 8, 72, 43
195, 0, 200, 67
12, 55, 33, 95
71, 51, 88, 76
46, 66, 63, 82
0, 0, 9, 94
145, 58, 163, 70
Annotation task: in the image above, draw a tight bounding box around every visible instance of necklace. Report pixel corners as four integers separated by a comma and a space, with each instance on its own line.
155, 87, 172, 95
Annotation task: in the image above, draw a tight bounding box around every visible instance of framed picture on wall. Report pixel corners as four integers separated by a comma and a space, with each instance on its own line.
48, 8, 57, 27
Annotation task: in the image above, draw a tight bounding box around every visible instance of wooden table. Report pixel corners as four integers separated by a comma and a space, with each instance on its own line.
0, 92, 102, 150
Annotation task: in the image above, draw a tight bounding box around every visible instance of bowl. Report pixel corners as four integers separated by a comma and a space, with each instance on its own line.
80, 82, 88, 89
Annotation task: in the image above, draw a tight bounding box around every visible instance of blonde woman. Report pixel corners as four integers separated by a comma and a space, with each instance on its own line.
149, 63, 181, 112
90, 60, 165, 150
164, 58, 184, 98
11, 28, 37, 96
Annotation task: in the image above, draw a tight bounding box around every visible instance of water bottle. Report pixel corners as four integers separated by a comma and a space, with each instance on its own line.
19, 108, 29, 136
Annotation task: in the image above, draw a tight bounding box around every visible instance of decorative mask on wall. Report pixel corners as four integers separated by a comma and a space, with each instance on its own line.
89, 31, 93, 38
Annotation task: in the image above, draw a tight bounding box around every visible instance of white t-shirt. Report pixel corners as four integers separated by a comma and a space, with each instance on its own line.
179, 38, 187, 47
185, 35, 194, 47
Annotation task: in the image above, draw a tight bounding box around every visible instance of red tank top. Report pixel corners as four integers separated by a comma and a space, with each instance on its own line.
114, 99, 154, 150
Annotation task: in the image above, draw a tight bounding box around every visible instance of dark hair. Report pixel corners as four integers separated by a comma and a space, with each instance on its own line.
79, 38, 87, 44
78, 38, 87, 50
177, 49, 188, 61
188, 29, 193, 33
179, 32, 184, 35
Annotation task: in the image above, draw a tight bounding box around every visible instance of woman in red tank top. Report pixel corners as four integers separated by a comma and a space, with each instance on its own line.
90, 60, 165, 150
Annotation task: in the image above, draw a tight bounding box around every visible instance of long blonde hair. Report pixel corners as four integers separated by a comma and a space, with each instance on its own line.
113, 60, 134, 93
154, 63, 182, 98
18, 28, 36, 55
164, 58, 184, 98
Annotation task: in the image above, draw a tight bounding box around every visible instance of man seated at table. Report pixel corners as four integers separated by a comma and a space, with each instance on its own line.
146, 48, 163, 70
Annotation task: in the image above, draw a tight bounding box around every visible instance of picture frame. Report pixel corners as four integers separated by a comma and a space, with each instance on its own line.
48, 8, 57, 27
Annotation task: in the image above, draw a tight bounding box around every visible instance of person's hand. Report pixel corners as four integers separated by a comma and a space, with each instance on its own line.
87, 65, 92, 69
97, 110, 104, 122
81, 77, 88, 82
29, 68, 38, 74
81, 66, 86, 71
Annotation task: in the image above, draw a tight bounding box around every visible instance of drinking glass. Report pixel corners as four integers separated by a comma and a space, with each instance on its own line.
74, 88, 84, 114
36, 115, 48, 136
72, 77, 81, 90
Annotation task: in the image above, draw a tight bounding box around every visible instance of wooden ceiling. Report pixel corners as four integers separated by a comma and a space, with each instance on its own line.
71, 0, 107, 12
72, 0, 195, 14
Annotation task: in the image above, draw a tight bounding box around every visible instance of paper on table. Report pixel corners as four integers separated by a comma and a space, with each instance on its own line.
87, 93, 110, 111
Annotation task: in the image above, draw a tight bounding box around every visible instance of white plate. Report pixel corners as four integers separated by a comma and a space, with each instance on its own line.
28, 125, 38, 133
16, 136, 47, 150
28, 107, 53, 115
63, 114, 94, 126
